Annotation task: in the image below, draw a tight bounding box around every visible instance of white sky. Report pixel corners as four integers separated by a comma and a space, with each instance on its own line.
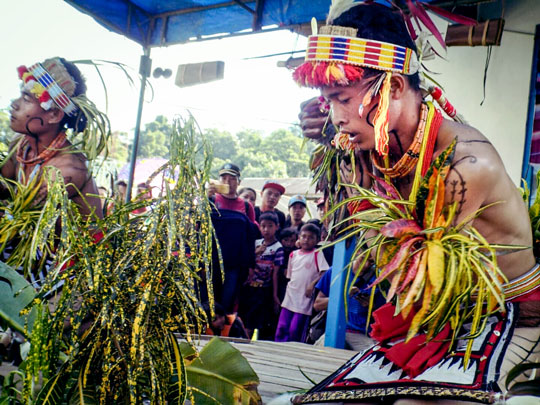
1, 0, 319, 136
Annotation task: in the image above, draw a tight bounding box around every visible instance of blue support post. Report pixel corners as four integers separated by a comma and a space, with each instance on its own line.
521, 25, 540, 199
325, 238, 355, 348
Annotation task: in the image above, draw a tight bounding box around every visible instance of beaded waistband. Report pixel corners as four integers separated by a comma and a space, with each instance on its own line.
503, 263, 540, 301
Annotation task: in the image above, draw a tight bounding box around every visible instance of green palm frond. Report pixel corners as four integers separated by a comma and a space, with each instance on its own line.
0, 114, 236, 404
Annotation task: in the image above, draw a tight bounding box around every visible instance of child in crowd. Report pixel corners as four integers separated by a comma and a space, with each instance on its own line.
307, 219, 334, 266
274, 227, 298, 307
275, 223, 329, 342
239, 212, 284, 339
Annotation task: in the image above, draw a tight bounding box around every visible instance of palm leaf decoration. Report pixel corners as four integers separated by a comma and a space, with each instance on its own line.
328, 138, 525, 367
0, 114, 260, 404
0, 173, 48, 275
506, 361, 540, 398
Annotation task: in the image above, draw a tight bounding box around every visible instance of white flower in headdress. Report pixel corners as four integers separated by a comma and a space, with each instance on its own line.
40, 100, 54, 111
416, 31, 437, 64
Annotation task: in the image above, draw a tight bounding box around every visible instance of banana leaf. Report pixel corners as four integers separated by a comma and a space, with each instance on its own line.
0, 260, 35, 334
180, 337, 261, 405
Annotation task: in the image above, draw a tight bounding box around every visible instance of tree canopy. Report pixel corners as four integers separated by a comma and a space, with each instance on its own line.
134, 115, 314, 178
0, 111, 15, 154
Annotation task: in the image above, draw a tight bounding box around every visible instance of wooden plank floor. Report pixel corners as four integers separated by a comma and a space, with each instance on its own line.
196, 337, 356, 404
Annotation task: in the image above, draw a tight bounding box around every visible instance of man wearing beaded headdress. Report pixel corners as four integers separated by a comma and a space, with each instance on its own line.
2, 57, 103, 220
0, 58, 108, 292
293, 2, 540, 404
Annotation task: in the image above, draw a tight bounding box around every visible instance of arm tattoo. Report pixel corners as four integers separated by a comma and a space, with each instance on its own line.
447, 169, 467, 217
457, 139, 492, 145
452, 155, 478, 167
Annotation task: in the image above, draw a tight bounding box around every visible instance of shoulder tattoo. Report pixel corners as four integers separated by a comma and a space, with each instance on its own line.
447, 168, 467, 217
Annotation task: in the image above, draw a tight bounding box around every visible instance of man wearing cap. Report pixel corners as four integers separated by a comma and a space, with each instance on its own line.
284, 195, 307, 231
209, 163, 255, 223
207, 163, 258, 312
255, 180, 286, 229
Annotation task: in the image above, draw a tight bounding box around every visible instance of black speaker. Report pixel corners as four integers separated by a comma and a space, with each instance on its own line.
175, 61, 225, 88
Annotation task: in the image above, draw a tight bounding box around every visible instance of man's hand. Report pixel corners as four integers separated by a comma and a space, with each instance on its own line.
350, 286, 370, 307
207, 181, 217, 198
305, 279, 318, 298
255, 243, 266, 256
298, 97, 329, 141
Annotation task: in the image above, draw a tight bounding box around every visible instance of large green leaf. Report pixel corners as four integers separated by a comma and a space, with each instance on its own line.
0, 260, 35, 334
180, 337, 261, 405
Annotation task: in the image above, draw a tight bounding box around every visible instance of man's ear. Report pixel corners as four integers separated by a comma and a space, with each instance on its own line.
390, 74, 407, 100
46, 108, 65, 125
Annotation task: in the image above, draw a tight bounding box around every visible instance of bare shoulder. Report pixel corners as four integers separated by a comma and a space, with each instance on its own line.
438, 120, 504, 182
45, 150, 90, 190
436, 120, 514, 215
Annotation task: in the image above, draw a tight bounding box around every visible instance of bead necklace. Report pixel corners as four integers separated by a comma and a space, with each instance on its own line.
371, 104, 428, 178
16, 132, 67, 166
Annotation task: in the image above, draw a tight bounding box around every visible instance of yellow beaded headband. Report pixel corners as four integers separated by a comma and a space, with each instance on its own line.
18, 59, 78, 117
294, 22, 418, 156
304, 34, 419, 75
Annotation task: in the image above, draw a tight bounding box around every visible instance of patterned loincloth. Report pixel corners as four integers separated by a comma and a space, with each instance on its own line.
294, 305, 519, 404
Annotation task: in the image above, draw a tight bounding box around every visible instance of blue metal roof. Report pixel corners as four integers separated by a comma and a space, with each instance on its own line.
65, 0, 332, 48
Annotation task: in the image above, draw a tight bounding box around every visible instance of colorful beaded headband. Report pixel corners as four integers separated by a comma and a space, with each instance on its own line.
18, 63, 78, 117
305, 35, 419, 75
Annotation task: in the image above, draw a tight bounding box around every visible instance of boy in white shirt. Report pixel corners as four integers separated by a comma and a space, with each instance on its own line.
275, 223, 329, 342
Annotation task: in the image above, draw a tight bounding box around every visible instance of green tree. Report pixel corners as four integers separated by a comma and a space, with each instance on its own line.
203, 128, 239, 177
198, 125, 313, 178
138, 115, 172, 158
107, 130, 130, 164
0, 111, 16, 154
260, 128, 313, 177
236, 129, 262, 150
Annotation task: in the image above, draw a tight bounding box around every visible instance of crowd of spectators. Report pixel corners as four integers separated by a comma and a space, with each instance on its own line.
98, 162, 376, 347
202, 162, 379, 347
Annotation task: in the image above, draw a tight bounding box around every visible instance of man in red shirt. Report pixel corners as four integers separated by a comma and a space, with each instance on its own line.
254, 180, 286, 229
208, 163, 256, 223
